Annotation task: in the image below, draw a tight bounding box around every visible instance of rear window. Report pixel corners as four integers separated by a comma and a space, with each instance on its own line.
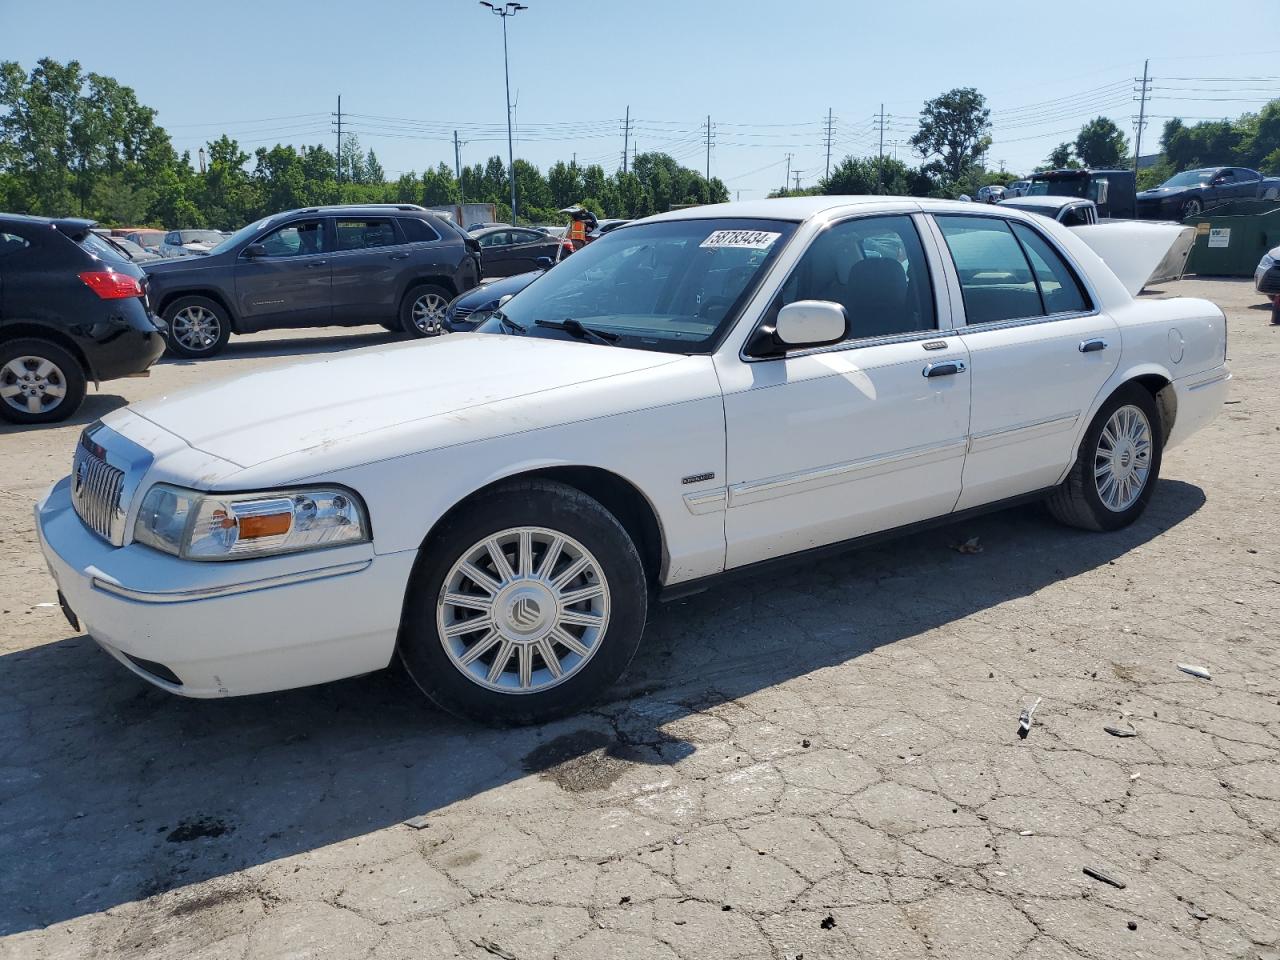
0, 233, 30, 258
77, 231, 130, 264
398, 217, 441, 243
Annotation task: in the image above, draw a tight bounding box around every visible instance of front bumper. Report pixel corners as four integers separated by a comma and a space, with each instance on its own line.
1254, 263, 1280, 297
36, 477, 416, 697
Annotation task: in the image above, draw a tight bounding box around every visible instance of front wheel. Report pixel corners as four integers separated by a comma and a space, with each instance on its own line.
398, 480, 648, 725
164, 296, 232, 358
1180, 197, 1203, 218
1048, 385, 1163, 532
399, 284, 451, 337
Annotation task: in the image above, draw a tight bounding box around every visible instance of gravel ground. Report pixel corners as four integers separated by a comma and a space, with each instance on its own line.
1, 278, 1277, 960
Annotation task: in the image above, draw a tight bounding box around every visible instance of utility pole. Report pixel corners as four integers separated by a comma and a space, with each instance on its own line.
784, 153, 793, 194
622, 105, 631, 174
1133, 58, 1151, 173
454, 130, 464, 204
335, 94, 342, 184
704, 114, 713, 183
876, 103, 886, 193
792, 169, 804, 192
824, 107, 835, 181
480, 1, 527, 223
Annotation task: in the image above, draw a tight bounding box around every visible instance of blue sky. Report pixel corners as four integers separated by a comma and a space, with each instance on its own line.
3, 0, 1278, 200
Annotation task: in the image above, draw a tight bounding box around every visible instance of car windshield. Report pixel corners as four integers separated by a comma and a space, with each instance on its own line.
1161, 170, 1214, 188
206, 217, 273, 256
1027, 177, 1089, 198
179, 230, 226, 244
482, 218, 797, 354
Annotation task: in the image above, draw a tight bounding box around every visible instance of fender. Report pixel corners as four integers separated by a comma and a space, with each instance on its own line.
1058, 360, 1175, 484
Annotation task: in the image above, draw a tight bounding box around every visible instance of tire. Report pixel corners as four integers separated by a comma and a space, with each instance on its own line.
163, 296, 232, 358
1180, 197, 1203, 218
1048, 384, 1163, 532
398, 479, 648, 725
399, 284, 451, 337
0, 338, 87, 425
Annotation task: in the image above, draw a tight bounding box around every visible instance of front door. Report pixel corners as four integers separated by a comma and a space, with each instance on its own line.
931, 214, 1120, 510
504, 228, 551, 274
234, 218, 332, 330
329, 217, 404, 325
478, 230, 517, 278
716, 213, 971, 569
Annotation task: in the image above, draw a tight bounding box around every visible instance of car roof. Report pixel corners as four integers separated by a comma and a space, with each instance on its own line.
998, 195, 1089, 211
0, 213, 97, 232
638, 195, 1023, 226
471, 225, 520, 236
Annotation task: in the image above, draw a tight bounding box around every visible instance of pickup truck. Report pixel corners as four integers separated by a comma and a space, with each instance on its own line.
1137, 166, 1280, 220
1027, 169, 1136, 219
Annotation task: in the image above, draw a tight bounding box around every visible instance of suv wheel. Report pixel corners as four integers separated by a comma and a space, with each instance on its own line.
398, 480, 648, 725
0, 338, 87, 425
400, 284, 450, 337
164, 296, 232, 358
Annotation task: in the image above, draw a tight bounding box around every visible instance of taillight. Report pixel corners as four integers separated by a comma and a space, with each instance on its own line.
79, 270, 144, 300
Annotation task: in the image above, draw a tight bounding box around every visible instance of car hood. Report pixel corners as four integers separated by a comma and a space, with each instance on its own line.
143, 254, 229, 277
458, 270, 542, 309
125, 334, 684, 470
1138, 186, 1192, 199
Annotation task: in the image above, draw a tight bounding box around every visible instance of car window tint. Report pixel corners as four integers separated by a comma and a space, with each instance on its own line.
78, 231, 130, 264
398, 217, 440, 243
0, 233, 29, 258
335, 219, 398, 251
258, 220, 327, 257
936, 216, 1042, 324
479, 231, 509, 248
777, 214, 936, 340
1010, 223, 1090, 315
510, 229, 541, 244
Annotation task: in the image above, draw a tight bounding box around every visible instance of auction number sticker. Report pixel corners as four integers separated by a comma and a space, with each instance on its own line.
700, 229, 781, 250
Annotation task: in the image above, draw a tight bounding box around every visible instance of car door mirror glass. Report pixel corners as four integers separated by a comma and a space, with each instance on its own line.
775, 300, 847, 348
535, 256, 553, 270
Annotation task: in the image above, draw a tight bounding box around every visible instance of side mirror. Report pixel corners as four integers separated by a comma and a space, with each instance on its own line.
775, 300, 847, 348
535, 256, 553, 270
243, 243, 267, 258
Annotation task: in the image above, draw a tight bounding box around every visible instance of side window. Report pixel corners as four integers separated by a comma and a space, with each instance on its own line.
778, 214, 936, 341
165, 232, 179, 245
479, 231, 509, 248
257, 220, 327, 257
510, 229, 541, 245
398, 217, 440, 243
335, 219, 399, 251
1217, 169, 1235, 183
1010, 223, 1090, 315
0, 232, 30, 258
935, 216, 1042, 324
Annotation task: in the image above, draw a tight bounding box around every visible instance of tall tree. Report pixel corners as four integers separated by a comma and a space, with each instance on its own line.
1074, 117, 1128, 168
910, 87, 992, 183
1045, 142, 1077, 169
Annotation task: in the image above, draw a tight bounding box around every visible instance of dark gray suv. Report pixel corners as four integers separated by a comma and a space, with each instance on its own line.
144, 205, 482, 357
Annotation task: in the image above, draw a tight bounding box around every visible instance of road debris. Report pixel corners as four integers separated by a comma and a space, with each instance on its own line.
1017, 697, 1043, 740
403, 814, 431, 830
473, 938, 517, 960
1127, 920, 1138, 931
820, 914, 836, 930
1177, 663, 1212, 680
952, 536, 983, 554
1104, 723, 1139, 738
1083, 866, 1127, 889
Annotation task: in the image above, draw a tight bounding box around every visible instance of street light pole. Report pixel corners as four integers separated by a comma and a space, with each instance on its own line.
481, 1, 527, 225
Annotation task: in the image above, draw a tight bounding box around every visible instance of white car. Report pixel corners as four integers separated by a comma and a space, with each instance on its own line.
157, 229, 226, 258
36, 197, 1230, 724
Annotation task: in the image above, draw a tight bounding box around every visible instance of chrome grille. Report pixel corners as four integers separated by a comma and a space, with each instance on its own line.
71, 441, 125, 541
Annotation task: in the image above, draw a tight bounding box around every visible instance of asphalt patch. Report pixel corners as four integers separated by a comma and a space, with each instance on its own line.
522, 729, 645, 793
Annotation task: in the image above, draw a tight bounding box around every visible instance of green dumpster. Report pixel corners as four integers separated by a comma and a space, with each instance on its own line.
1183, 199, 1280, 277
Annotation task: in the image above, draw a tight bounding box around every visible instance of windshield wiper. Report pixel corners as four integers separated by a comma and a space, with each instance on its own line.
492, 309, 526, 334
534, 318, 618, 346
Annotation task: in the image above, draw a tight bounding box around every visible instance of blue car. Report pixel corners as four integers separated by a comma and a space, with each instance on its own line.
442, 267, 546, 332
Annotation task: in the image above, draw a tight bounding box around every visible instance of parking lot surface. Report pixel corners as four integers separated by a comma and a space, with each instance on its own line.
1, 278, 1277, 960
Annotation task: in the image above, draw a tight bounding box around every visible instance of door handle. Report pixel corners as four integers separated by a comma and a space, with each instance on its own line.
923, 360, 966, 378
389, 252, 410, 260
307, 260, 327, 268
1079, 338, 1108, 353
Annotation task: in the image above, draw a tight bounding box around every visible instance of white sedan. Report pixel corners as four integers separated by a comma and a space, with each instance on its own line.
36, 197, 1230, 723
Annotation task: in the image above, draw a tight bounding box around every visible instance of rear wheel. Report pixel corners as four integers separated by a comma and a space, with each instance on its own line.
0, 338, 86, 425
1048, 385, 1163, 532
399, 284, 451, 337
398, 480, 648, 725
164, 296, 232, 358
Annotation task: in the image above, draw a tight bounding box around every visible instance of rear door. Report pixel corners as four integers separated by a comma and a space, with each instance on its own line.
932, 213, 1119, 510
506, 229, 551, 274
329, 217, 405, 325
478, 230, 516, 278
233, 218, 332, 330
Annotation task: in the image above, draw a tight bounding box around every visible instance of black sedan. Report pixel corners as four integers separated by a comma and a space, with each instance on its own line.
443, 269, 544, 332
1137, 167, 1280, 220
473, 226, 571, 279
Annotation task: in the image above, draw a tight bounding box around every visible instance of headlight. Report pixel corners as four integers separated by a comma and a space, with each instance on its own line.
133, 484, 369, 560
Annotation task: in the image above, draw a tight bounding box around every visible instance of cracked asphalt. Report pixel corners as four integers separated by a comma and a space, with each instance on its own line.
1, 278, 1277, 960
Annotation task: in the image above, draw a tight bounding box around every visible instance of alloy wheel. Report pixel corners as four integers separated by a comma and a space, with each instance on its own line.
0, 355, 68, 416
1094, 404, 1153, 512
437, 526, 611, 694
412, 293, 447, 335
170, 305, 222, 351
